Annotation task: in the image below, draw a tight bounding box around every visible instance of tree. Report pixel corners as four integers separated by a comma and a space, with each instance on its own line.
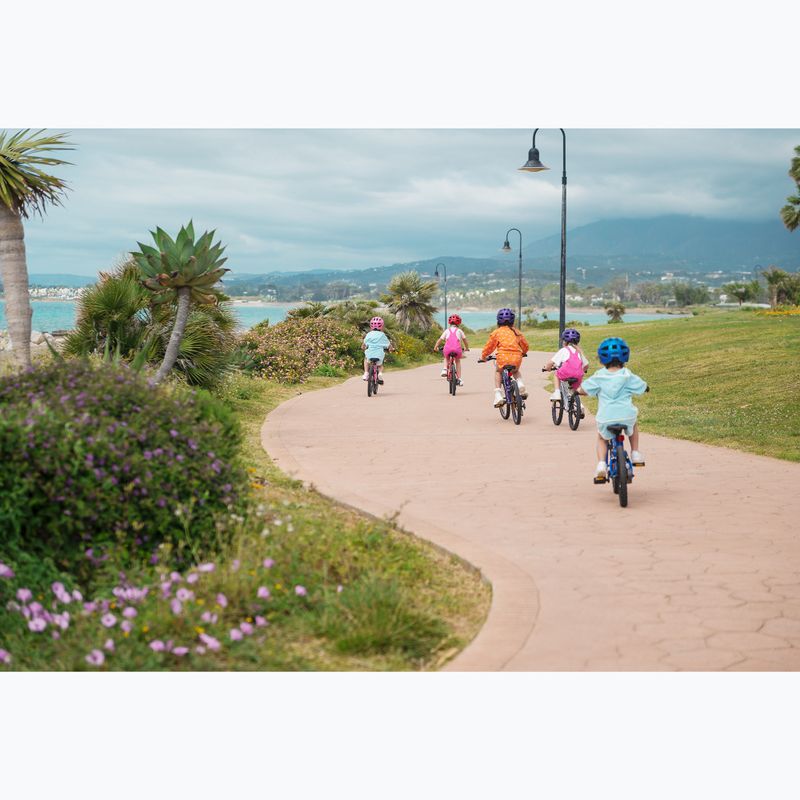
0, 129, 72, 368
759, 267, 789, 309
380, 270, 438, 332
780, 145, 800, 232
634, 281, 669, 306
672, 282, 710, 307
131, 221, 229, 384
605, 301, 625, 323
722, 282, 753, 307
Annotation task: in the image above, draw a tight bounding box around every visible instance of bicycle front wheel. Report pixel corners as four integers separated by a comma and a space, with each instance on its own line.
511, 381, 523, 425
616, 444, 628, 507
568, 394, 581, 430
449, 364, 458, 395
551, 400, 564, 426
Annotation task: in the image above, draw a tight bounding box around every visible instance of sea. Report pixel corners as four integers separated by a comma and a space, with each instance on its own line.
0, 301, 683, 333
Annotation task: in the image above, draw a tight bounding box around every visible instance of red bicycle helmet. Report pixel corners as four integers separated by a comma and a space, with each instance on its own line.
369, 317, 384, 330
448, 314, 462, 326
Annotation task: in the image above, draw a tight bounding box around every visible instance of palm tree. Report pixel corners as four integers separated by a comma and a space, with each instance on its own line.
759, 267, 789, 309
0, 129, 72, 368
287, 301, 330, 320
605, 301, 625, 323
380, 270, 438, 332
780, 145, 800, 232
131, 221, 229, 384
722, 282, 752, 307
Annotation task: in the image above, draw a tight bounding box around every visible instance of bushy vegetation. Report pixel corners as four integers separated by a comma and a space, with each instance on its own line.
241, 316, 362, 383
0, 359, 247, 582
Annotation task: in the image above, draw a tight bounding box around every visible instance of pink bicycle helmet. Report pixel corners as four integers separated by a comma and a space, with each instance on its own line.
369, 317, 384, 330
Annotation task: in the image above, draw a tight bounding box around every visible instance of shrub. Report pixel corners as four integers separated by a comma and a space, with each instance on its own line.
241, 317, 361, 383
0, 359, 247, 577
386, 331, 427, 364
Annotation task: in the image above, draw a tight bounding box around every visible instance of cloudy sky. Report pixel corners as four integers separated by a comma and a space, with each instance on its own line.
21, 128, 799, 277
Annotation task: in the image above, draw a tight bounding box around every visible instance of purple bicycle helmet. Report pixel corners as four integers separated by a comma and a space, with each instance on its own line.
496, 308, 515, 325
562, 327, 581, 344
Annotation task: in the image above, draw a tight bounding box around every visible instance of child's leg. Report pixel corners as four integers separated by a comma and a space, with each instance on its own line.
596, 433, 608, 463
494, 366, 502, 389
455, 356, 462, 379
629, 424, 640, 452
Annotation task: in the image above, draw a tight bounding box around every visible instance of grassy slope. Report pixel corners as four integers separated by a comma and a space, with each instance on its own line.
219, 372, 491, 670
513, 310, 800, 462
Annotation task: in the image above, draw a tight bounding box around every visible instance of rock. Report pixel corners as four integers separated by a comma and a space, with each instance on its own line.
31, 330, 45, 345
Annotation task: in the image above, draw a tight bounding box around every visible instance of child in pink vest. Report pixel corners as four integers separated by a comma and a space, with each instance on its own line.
543, 327, 588, 401
434, 314, 470, 386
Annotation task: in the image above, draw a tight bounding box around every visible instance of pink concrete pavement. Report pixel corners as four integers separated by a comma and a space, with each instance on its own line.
262, 353, 800, 670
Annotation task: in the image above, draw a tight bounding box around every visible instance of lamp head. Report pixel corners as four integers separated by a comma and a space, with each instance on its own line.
519, 147, 549, 172
501, 240, 512, 252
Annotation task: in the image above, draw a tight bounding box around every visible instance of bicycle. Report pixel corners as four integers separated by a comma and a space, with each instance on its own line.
542, 367, 585, 430
479, 354, 526, 425
594, 425, 638, 507
440, 349, 468, 395
366, 347, 389, 397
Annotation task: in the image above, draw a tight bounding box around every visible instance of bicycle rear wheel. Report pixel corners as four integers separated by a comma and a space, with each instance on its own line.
367, 368, 374, 397
511, 381, 523, 425
616, 444, 628, 507
568, 394, 581, 430
551, 400, 563, 425
449, 362, 457, 395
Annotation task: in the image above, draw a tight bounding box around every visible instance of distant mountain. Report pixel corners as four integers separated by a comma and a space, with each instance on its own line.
526, 215, 799, 268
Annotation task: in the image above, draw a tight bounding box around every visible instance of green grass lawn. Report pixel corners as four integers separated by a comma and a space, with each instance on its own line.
514, 309, 800, 462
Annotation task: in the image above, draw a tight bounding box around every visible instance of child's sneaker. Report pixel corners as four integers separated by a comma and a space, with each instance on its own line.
493, 389, 506, 407
362, 372, 368, 381
440, 368, 447, 377
517, 379, 528, 399
457, 379, 464, 386
550, 390, 561, 401
378, 374, 385, 385
593, 461, 608, 483
631, 450, 645, 466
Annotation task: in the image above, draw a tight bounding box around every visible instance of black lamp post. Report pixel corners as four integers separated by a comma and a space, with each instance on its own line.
501, 228, 523, 327
520, 128, 567, 342
434, 263, 447, 328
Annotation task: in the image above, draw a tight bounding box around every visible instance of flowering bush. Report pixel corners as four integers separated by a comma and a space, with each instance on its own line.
241, 317, 361, 383
385, 331, 428, 364
0, 359, 248, 574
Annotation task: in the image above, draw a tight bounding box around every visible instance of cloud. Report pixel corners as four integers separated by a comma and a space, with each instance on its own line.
17, 128, 800, 276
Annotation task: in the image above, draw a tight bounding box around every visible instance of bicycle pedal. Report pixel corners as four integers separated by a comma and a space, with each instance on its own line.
631, 461, 645, 467
593, 476, 607, 484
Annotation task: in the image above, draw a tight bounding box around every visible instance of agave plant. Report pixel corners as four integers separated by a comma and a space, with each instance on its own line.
131, 221, 229, 383
0, 129, 72, 368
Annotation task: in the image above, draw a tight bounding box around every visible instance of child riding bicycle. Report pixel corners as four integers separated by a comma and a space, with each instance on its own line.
577, 337, 648, 481
434, 314, 470, 386
542, 327, 589, 401
480, 308, 529, 407
362, 317, 392, 383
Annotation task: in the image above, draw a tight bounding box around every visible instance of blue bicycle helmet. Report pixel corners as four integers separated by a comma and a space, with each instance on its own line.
496, 308, 515, 325
597, 337, 630, 365
562, 327, 581, 344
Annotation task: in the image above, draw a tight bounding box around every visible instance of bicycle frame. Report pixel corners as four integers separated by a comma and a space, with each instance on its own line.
605, 431, 634, 483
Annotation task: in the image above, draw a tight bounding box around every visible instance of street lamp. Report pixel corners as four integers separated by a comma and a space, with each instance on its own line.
520, 128, 567, 341
501, 228, 523, 327
434, 263, 447, 328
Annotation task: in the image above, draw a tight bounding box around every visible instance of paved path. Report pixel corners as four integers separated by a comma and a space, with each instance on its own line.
262, 354, 800, 670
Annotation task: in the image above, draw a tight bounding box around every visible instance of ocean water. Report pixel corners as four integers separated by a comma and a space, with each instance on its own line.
0, 301, 683, 333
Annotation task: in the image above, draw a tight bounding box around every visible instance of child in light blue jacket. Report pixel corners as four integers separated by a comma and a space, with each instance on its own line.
579, 337, 648, 480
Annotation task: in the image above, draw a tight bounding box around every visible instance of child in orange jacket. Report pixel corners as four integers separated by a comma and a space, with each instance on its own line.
480, 308, 529, 407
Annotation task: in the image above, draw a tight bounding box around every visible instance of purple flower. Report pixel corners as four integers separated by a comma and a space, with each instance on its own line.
257, 586, 271, 600
121, 620, 133, 633
172, 646, 189, 657
28, 618, 47, 632
169, 429, 179, 438
200, 611, 218, 624
122, 606, 137, 619
255, 616, 268, 628
170, 598, 183, 615
186, 573, 199, 585
231, 559, 241, 572
337, 584, 344, 593
104, 639, 115, 652
149, 640, 166, 652
53, 612, 70, 630
0, 562, 15, 580
29, 601, 43, 615
295, 585, 308, 597
262, 558, 274, 569
197, 562, 216, 573
170, 571, 183, 583
85, 650, 105, 667
229, 629, 243, 641
216, 593, 228, 608
83, 601, 97, 613
160, 581, 173, 597
195, 645, 206, 655
0, 649, 10, 664
240, 622, 254, 635
16, 588, 33, 603
176, 588, 194, 602
101, 613, 117, 628
52, 631, 61, 640
199, 633, 221, 651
